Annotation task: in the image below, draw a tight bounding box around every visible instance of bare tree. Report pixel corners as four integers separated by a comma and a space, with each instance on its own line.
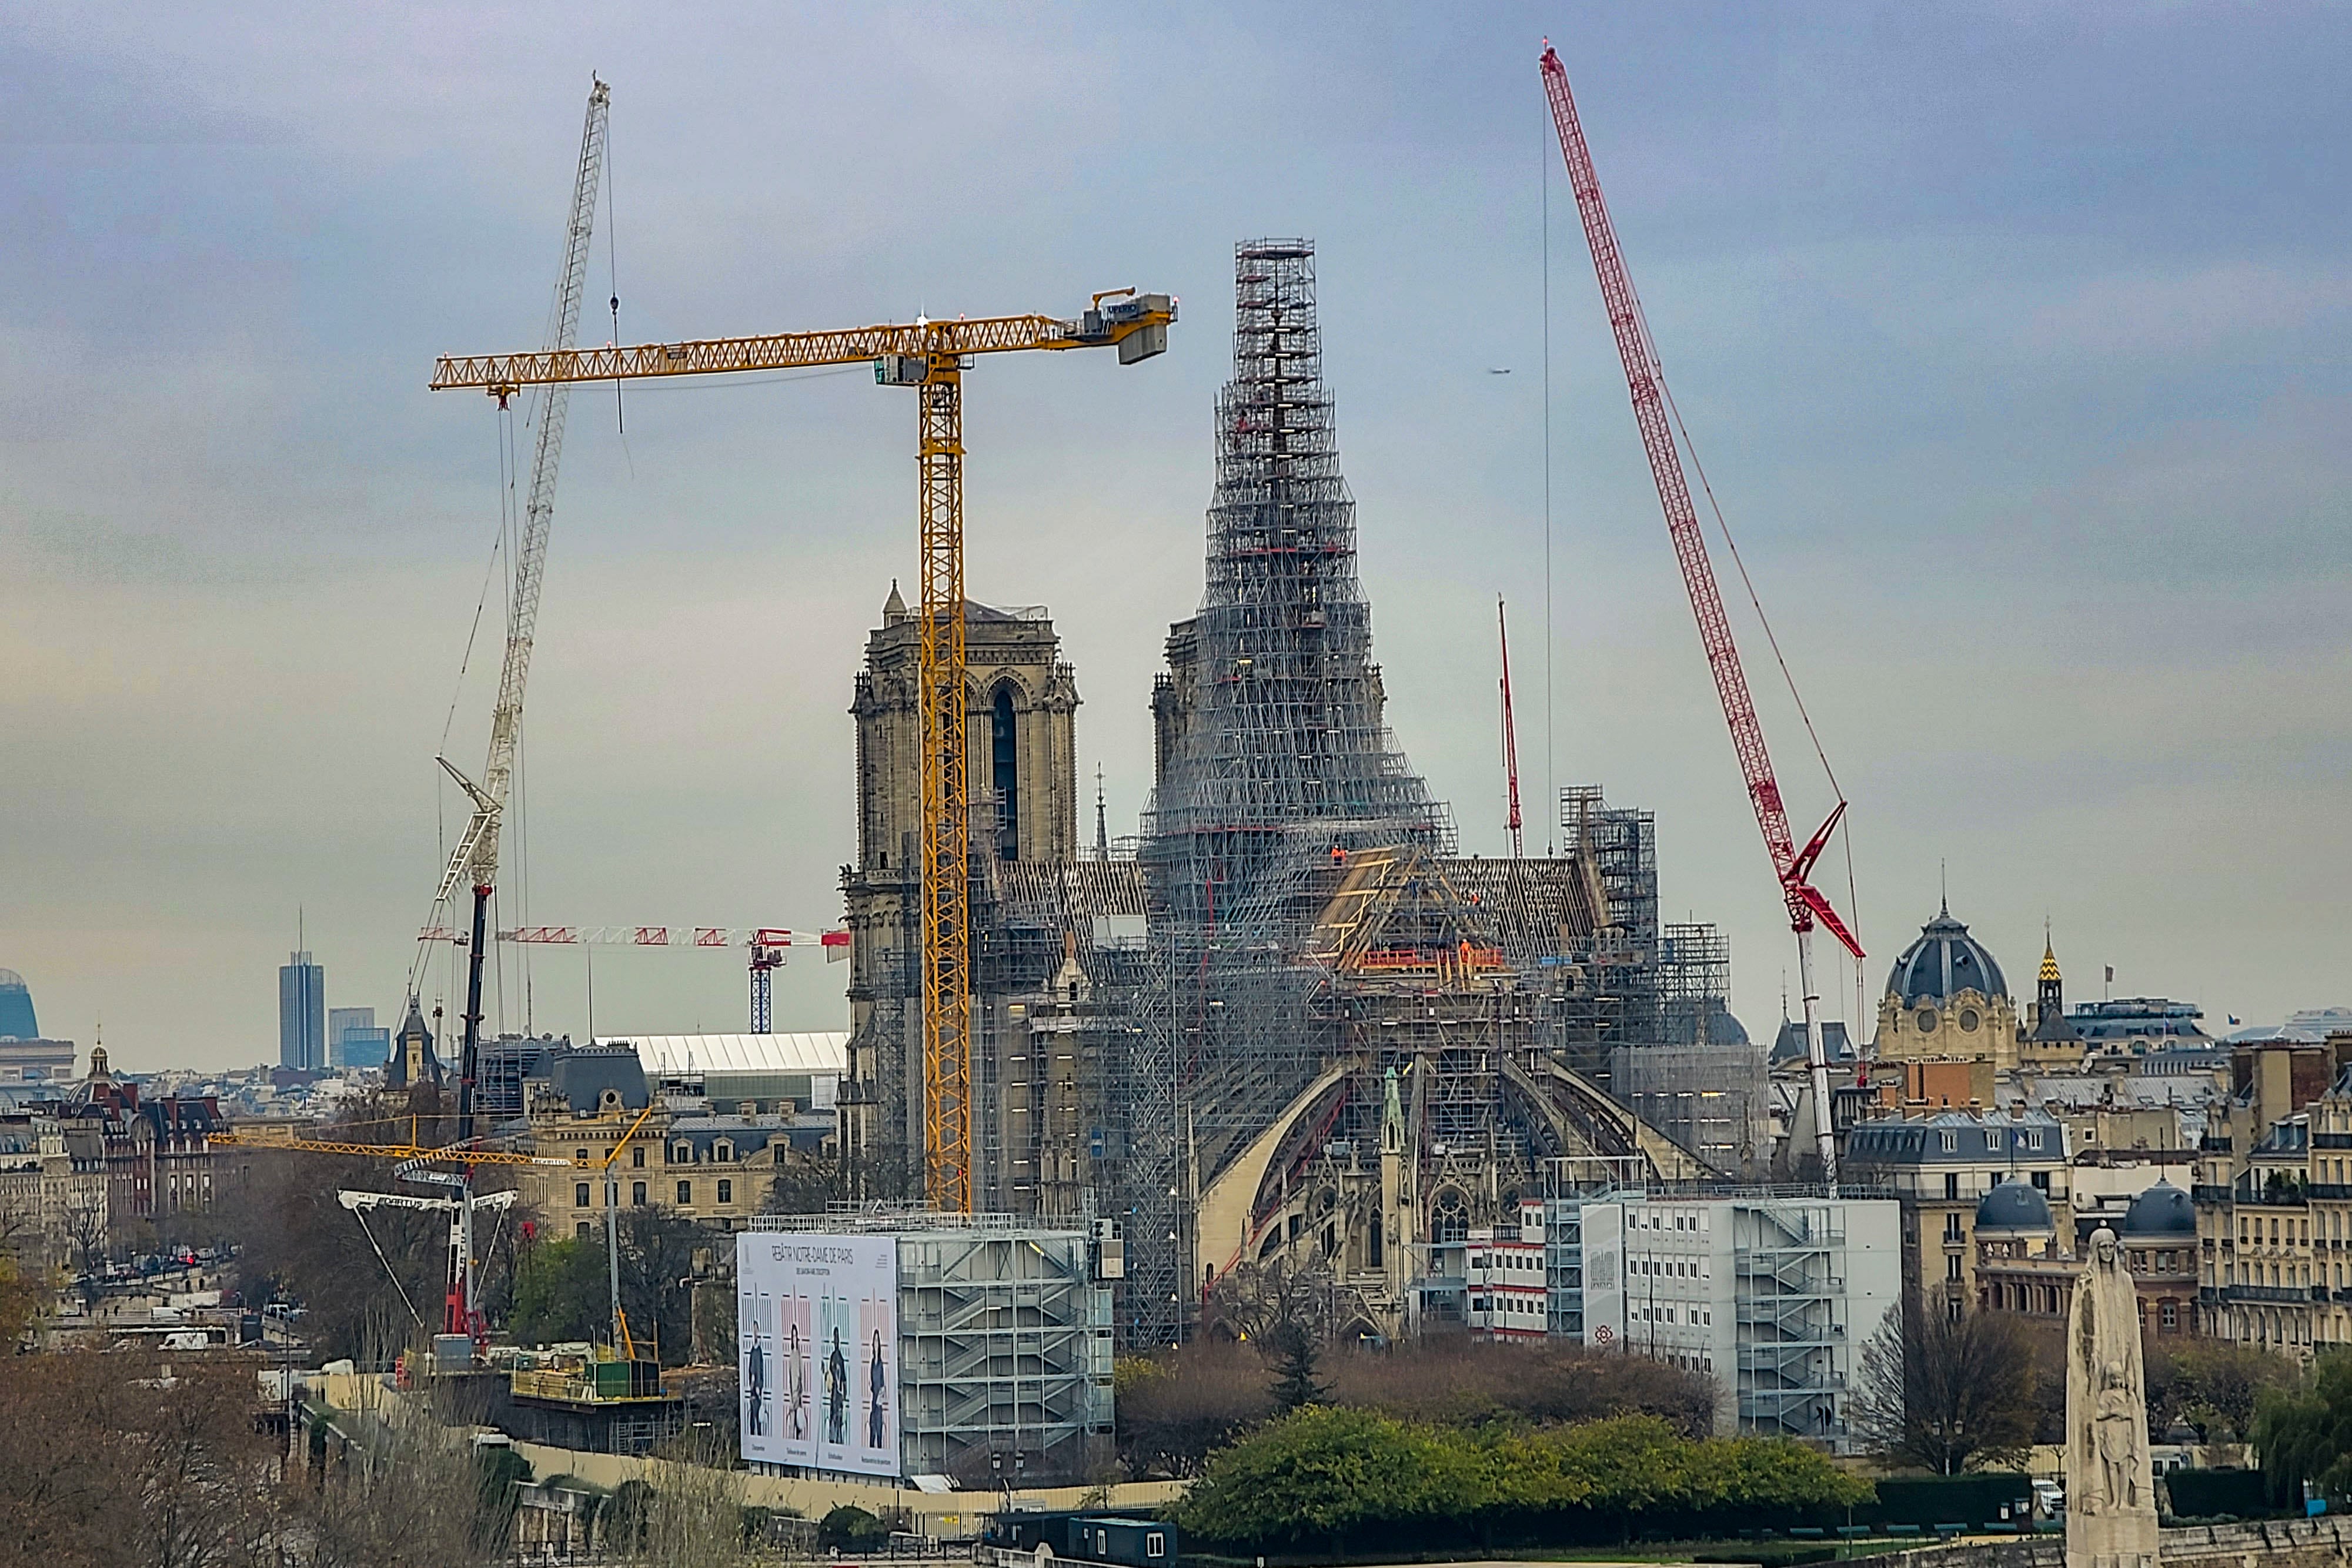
2166, 1339, 2297, 1441
763, 1148, 841, 1216
1200, 1256, 1370, 1346
0, 1349, 286, 1567
1850, 1293, 2039, 1474
1115, 1343, 1275, 1477
629, 1432, 750, 1566
0, 1197, 42, 1259
293, 1360, 500, 1567
59, 1191, 111, 1308
1322, 1336, 1719, 1437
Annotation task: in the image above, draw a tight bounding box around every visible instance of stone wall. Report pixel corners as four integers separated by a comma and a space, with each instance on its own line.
2165, 1515, 2352, 1568
1847, 1517, 2352, 1568
1844, 1537, 2062, 1568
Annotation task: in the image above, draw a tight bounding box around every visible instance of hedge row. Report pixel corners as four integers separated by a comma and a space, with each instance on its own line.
1172, 1409, 1873, 1552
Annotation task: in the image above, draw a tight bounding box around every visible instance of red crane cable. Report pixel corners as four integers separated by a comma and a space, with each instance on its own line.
1538, 42, 1862, 962
1499, 596, 1525, 860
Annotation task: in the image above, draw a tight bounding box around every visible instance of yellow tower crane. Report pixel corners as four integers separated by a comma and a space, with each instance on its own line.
430, 292, 1177, 1212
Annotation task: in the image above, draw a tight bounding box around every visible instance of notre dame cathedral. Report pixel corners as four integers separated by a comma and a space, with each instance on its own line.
838, 240, 1750, 1347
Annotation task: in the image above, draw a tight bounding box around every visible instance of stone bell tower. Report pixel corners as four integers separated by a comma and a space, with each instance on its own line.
837, 584, 1080, 1199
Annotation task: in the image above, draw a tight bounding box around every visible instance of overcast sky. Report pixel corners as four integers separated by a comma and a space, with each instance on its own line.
4, 2, 2346, 1072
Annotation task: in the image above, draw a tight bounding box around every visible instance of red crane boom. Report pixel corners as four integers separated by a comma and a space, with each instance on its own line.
1498, 596, 1525, 860
1540, 41, 1862, 1184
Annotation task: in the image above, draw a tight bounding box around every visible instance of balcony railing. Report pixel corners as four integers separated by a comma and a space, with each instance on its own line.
2224, 1284, 2311, 1305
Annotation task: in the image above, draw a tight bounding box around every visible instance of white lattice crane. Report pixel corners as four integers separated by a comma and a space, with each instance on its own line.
426, 76, 610, 1156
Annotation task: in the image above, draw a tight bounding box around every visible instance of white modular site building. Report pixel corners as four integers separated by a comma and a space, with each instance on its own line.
1451, 1191, 1901, 1448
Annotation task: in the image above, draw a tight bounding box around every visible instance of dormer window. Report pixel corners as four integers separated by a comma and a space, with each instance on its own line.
673, 1143, 692, 1165
715, 1141, 734, 1164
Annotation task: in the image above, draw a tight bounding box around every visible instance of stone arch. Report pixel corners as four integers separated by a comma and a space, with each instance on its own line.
1429, 1188, 1471, 1243
987, 678, 1021, 860
966, 667, 1035, 704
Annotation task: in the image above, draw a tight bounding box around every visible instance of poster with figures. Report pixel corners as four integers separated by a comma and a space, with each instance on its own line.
736, 1232, 899, 1477
737, 1275, 773, 1444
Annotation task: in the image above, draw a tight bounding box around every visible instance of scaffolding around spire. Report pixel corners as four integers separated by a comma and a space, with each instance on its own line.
1119, 239, 1456, 1344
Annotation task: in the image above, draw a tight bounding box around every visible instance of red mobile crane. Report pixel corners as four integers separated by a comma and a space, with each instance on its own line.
1539, 42, 1863, 1186
1498, 596, 1525, 860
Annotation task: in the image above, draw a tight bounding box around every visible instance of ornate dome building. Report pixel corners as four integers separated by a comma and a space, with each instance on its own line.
1975, 1176, 2056, 1242
2117, 1178, 2197, 1338
1875, 901, 2022, 1071
2120, 1178, 2196, 1241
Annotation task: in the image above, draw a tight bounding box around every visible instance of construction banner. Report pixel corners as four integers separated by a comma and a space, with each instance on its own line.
737, 1232, 899, 1477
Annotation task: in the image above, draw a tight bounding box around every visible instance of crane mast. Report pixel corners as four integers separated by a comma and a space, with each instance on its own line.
1539, 43, 1862, 1186
414, 78, 606, 1346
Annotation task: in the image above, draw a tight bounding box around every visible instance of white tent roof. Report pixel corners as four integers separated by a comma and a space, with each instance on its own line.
596, 1033, 847, 1078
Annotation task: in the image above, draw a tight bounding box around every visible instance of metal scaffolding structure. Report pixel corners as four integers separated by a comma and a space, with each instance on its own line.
1122, 240, 1454, 1345
1732, 1201, 1849, 1441
1558, 785, 1661, 1080
969, 857, 1150, 1222
1658, 922, 1730, 1045
820, 238, 1740, 1349
746, 1211, 1114, 1484
1620, 921, 1766, 1174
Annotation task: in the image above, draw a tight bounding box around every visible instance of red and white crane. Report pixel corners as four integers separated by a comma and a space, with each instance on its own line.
1540, 41, 1863, 1186
419, 923, 849, 1035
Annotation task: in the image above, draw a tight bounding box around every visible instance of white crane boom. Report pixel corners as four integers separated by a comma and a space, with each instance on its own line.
424, 77, 610, 1173
435, 75, 610, 907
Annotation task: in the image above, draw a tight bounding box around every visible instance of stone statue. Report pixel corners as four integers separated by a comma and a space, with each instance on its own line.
2067, 1226, 2158, 1568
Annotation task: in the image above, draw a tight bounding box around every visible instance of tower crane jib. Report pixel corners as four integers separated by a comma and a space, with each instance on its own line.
432, 292, 1176, 1213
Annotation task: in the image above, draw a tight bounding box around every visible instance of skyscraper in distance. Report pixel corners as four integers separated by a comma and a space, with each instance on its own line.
280, 950, 325, 1071
328, 1005, 389, 1069
0, 968, 38, 1040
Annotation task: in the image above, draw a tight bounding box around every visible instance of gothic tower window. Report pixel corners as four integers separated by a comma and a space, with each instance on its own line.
992, 683, 1020, 860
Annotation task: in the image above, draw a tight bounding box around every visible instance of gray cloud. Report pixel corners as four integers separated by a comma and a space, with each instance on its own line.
2, 2, 2346, 1068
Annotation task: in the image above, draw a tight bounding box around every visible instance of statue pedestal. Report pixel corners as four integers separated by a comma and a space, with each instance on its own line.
2065, 1226, 2160, 1568
2064, 1527, 2159, 1568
